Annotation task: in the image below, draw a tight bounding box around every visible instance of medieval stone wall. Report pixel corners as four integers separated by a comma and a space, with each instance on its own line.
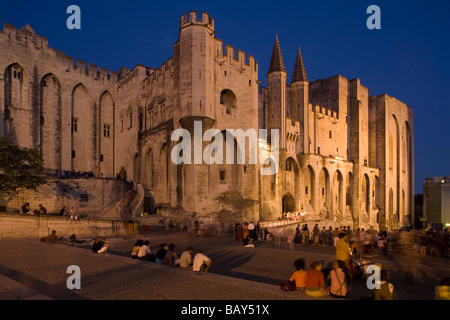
0, 11, 414, 230
0, 23, 117, 177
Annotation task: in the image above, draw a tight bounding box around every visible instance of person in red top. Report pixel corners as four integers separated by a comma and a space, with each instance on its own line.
305, 261, 328, 297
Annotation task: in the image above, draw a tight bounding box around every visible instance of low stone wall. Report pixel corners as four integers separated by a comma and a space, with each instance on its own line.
0, 213, 127, 239
0, 178, 132, 219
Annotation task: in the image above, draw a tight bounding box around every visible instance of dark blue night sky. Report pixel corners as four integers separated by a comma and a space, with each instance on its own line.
1, 0, 449, 194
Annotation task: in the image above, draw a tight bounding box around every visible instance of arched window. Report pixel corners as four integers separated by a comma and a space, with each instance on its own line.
128, 106, 133, 128
389, 188, 394, 216
285, 158, 294, 172
220, 89, 236, 115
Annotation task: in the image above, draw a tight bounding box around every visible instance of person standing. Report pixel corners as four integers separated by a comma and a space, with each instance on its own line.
313, 224, 320, 246
243, 222, 249, 240
295, 224, 301, 244
302, 224, 309, 246
345, 226, 352, 240
333, 227, 340, 247
255, 222, 261, 241
248, 221, 255, 240
328, 226, 334, 247
321, 227, 328, 247
336, 233, 352, 276
236, 223, 243, 241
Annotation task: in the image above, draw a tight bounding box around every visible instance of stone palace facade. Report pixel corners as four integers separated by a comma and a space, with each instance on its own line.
0, 11, 414, 230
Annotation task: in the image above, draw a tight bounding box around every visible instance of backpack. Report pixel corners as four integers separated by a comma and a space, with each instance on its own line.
281, 280, 296, 291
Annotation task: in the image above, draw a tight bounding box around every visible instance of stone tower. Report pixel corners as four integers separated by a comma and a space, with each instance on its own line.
267, 35, 287, 149
178, 11, 216, 132
290, 46, 309, 154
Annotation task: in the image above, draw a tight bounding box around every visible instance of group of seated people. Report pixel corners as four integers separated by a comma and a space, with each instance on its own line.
21, 203, 48, 216
130, 239, 212, 272
287, 258, 395, 300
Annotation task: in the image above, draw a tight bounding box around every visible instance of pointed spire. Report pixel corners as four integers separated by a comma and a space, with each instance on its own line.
291, 46, 308, 83
268, 35, 286, 74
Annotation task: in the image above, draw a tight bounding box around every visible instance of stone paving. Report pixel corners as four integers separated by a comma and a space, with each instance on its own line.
0, 229, 448, 301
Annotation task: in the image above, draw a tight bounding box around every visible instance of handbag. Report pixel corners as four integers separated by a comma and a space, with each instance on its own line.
281, 280, 296, 291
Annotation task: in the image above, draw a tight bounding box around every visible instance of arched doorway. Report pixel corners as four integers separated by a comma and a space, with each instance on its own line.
319, 168, 330, 213
333, 170, 344, 217
285, 157, 299, 196
282, 193, 296, 214
143, 189, 156, 215
304, 165, 315, 213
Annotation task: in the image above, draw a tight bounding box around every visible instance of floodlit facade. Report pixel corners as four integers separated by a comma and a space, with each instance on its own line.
0, 11, 414, 230
423, 176, 450, 230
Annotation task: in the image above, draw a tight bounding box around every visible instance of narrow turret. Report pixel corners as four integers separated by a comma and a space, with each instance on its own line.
291, 46, 308, 83
268, 35, 286, 74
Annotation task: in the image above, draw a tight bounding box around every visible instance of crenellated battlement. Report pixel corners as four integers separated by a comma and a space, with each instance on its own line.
214, 39, 258, 74
1, 22, 119, 84
143, 57, 174, 88
180, 10, 215, 31
1, 22, 49, 49
116, 64, 152, 90
66, 57, 118, 82
313, 104, 339, 121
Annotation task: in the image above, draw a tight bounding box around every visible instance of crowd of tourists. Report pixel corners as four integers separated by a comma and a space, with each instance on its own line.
285, 229, 450, 300
125, 239, 212, 272
290, 223, 450, 258
234, 221, 270, 242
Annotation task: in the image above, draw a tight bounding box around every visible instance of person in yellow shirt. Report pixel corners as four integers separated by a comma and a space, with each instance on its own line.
435, 276, 450, 300
336, 233, 351, 263
290, 258, 307, 290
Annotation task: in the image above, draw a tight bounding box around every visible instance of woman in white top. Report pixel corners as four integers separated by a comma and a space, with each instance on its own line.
192, 250, 212, 272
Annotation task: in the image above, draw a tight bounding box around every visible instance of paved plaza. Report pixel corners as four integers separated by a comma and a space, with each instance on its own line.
0, 229, 449, 302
